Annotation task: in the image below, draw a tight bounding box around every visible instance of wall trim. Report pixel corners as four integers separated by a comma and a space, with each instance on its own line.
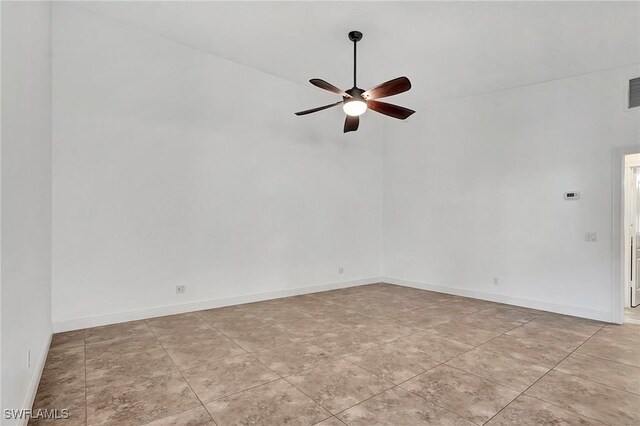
611, 146, 640, 324
382, 276, 612, 322
18, 332, 52, 426
53, 276, 384, 332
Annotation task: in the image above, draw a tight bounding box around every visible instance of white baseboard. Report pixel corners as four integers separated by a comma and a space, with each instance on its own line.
53, 276, 384, 332
382, 276, 612, 322
18, 332, 52, 426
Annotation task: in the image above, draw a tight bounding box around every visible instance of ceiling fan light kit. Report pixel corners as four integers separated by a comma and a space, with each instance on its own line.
295, 30, 415, 133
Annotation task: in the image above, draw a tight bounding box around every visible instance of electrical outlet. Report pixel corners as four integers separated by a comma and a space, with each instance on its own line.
585, 232, 597, 242
493, 277, 499, 285
176, 284, 186, 294
338, 267, 344, 275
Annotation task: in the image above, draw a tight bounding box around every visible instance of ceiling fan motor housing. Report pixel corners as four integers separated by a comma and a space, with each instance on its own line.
345, 87, 365, 98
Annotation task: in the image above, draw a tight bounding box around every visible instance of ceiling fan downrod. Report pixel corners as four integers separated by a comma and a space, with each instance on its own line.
348, 31, 363, 88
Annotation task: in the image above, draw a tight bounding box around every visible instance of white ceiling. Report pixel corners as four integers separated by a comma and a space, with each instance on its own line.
66, 1, 639, 104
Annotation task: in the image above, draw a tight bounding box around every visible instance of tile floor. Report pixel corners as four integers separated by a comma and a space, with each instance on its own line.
31, 284, 640, 425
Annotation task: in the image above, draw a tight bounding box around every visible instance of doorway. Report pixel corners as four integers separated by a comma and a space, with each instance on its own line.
624, 153, 640, 309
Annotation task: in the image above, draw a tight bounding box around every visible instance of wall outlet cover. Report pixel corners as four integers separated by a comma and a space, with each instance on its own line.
585, 232, 597, 242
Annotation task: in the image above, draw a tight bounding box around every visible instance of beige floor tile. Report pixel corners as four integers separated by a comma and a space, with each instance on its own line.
154, 324, 227, 347
527, 315, 604, 338
480, 334, 575, 368
314, 417, 346, 426
147, 313, 208, 331
209, 316, 273, 335
575, 330, 640, 367
32, 285, 640, 426
163, 335, 246, 370
481, 305, 540, 321
253, 341, 338, 376
86, 346, 177, 392
40, 345, 85, 383
144, 405, 215, 425
223, 323, 303, 352
86, 372, 200, 426
625, 307, 640, 324
391, 305, 465, 329
554, 353, 640, 395
378, 289, 454, 305
525, 370, 640, 425
196, 305, 258, 326
286, 359, 393, 414
239, 301, 307, 320
85, 320, 154, 344
205, 379, 330, 426
182, 354, 279, 402
50, 329, 85, 350
85, 333, 161, 361
401, 365, 519, 425
593, 325, 638, 343
422, 321, 501, 346
338, 387, 474, 426
506, 321, 588, 347
343, 341, 441, 384
454, 311, 529, 334
603, 322, 640, 338
318, 309, 373, 327
34, 346, 85, 408
395, 333, 473, 362
308, 328, 382, 356
486, 395, 603, 425
262, 308, 319, 324
287, 299, 349, 317
148, 313, 224, 345
352, 318, 423, 342
29, 396, 86, 426
346, 299, 425, 318
446, 348, 549, 392
439, 298, 498, 315
273, 317, 344, 339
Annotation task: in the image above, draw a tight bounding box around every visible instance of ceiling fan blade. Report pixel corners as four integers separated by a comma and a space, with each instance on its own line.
362, 77, 411, 100
368, 99, 415, 120
344, 115, 359, 133
295, 101, 343, 116
310, 79, 352, 98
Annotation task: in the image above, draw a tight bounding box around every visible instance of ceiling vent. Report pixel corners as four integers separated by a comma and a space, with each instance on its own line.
629, 77, 640, 109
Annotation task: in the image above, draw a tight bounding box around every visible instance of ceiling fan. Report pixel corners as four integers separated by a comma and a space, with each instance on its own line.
295, 31, 415, 133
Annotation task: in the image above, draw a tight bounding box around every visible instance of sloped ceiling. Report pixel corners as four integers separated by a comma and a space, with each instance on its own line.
65, 1, 639, 104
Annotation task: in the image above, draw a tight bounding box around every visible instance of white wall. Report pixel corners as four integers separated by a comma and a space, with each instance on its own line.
383, 65, 640, 321
51, 5, 383, 328
1, 0, 52, 420
51, 3, 638, 331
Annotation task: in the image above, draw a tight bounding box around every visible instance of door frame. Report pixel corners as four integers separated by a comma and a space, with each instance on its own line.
612, 147, 640, 324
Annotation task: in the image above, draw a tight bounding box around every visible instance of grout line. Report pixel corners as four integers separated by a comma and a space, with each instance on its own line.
382, 311, 549, 424
482, 323, 608, 425
47, 285, 637, 426
198, 376, 284, 406
145, 321, 219, 426
568, 350, 640, 370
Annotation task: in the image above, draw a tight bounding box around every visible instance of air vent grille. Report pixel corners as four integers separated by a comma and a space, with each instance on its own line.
629, 77, 640, 109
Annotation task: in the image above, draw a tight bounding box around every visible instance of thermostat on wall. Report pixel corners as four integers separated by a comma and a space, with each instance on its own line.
563, 192, 580, 200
